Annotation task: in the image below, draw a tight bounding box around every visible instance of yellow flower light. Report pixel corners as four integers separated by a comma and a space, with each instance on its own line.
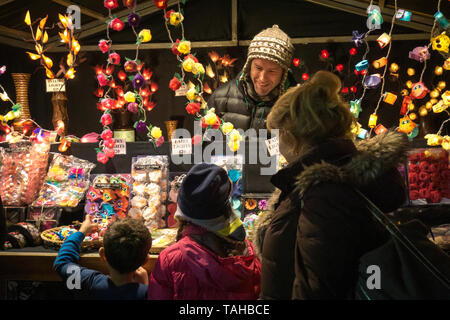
182, 58, 195, 73
430, 89, 440, 99
59, 30, 69, 43
150, 126, 162, 139
45, 67, 54, 79
435, 66, 443, 76
24, 10, 31, 26
39, 15, 48, 29
124, 91, 136, 102
409, 112, 417, 120
35, 43, 43, 55
424, 134, 443, 146
139, 29, 152, 43
407, 68, 415, 76
426, 101, 433, 110
66, 53, 73, 67
389, 63, 399, 73
437, 81, 446, 90
192, 63, 205, 75
221, 122, 234, 135
442, 136, 450, 151
228, 129, 243, 142
204, 112, 218, 126
186, 87, 197, 101
406, 80, 413, 89
419, 106, 428, 117
228, 140, 240, 152
177, 40, 191, 55
169, 12, 184, 27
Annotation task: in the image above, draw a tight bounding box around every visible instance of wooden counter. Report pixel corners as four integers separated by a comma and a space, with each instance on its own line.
0, 248, 159, 299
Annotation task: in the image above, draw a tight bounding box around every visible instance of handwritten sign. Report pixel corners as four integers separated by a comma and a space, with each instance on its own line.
265, 136, 279, 157
171, 138, 192, 155
46, 79, 66, 92
113, 138, 126, 155
175, 84, 188, 97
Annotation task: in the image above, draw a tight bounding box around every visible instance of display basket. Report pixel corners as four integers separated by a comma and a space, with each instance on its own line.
40, 226, 103, 252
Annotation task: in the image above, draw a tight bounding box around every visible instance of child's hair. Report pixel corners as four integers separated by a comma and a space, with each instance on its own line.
267, 70, 356, 154
103, 218, 152, 274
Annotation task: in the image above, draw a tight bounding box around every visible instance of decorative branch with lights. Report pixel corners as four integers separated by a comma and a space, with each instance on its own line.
96, 0, 163, 164
24, 10, 84, 137
158, 0, 243, 152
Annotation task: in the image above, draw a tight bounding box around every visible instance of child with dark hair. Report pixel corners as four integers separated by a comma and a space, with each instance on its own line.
53, 217, 152, 300
148, 163, 261, 300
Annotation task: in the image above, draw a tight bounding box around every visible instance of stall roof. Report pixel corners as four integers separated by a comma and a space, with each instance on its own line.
0, 0, 443, 51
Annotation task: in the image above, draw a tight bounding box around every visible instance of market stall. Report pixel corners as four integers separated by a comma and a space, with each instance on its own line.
0, 0, 449, 300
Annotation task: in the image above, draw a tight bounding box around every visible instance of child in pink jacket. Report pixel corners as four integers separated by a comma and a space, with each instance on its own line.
148, 163, 261, 300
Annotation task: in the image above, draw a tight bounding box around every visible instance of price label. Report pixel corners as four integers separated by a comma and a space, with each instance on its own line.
265, 136, 279, 157
175, 84, 188, 97
171, 138, 192, 155
113, 138, 126, 155
46, 79, 66, 92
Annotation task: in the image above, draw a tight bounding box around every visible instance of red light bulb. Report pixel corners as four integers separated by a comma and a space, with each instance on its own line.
349, 48, 357, 56
302, 73, 309, 81
320, 50, 329, 59
336, 64, 344, 72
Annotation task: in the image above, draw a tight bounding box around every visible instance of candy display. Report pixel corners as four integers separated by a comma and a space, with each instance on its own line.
40, 224, 104, 251
3, 222, 41, 250
0, 141, 50, 206
241, 193, 272, 237
407, 148, 450, 204
130, 156, 168, 231
27, 207, 62, 231
33, 154, 96, 207
211, 155, 244, 218
85, 174, 132, 229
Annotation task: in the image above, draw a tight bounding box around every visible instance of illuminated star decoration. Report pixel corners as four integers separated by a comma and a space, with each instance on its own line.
351, 30, 365, 47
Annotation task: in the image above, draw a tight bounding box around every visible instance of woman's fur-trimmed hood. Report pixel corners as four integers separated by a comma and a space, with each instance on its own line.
294, 131, 410, 197
251, 131, 410, 254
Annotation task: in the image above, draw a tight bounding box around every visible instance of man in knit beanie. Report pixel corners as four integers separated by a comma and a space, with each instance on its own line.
207, 25, 295, 131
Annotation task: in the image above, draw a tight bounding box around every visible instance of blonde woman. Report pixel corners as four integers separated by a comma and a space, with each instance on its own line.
254, 70, 409, 299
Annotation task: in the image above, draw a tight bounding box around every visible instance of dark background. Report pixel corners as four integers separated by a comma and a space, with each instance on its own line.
0, 0, 448, 139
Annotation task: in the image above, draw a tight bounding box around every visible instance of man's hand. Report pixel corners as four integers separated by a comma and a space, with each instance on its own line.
133, 267, 149, 285
79, 215, 99, 236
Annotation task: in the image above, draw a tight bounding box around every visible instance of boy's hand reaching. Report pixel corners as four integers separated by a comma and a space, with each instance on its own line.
79, 215, 99, 236
133, 267, 149, 285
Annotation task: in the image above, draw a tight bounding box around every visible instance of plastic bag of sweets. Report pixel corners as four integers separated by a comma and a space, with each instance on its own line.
130, 156, 168, 231
0, 141, 50, 206
33, 154, 96, 207
85, 174, 132, 226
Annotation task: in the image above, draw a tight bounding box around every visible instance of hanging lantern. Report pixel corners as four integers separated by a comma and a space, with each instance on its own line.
389, 63, 399, 73
383, 92, 397, 105
368, 114, 378, 128
374, 124, 388, 135
377, 33, 391, 49
437, 81, 446, 90
435, 66, 443, 76
372, 57, 387, 69
400, 96, 412, 115
419, 106, 428, 117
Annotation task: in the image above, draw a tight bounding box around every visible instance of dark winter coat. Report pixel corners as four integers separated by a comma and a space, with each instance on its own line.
207, 76, 277, 130
253, 131, 410, 299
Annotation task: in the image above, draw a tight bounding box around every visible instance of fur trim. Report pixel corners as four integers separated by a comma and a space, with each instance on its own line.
251, 188, 281, 258
294, 131, 410, 196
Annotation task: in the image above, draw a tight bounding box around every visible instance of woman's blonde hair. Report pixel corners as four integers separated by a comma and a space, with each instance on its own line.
267, 70, 356, 154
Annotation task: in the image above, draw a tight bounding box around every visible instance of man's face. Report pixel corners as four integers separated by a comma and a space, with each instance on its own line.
250, 58, 283, 98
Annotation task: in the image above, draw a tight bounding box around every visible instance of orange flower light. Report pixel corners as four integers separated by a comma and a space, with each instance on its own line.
150, 82, 158, 93
59, 30, 69, 43
59, 14, 68, 28
39, 15, 48, 29
208, 51, 220, 63
203, 82, 212, 94
65, 68, 75, 79
26, 52, 41, 60
35, 43, 43, 54
36, 27, 42, 41
221, 54, 237, 67
42, 31, 49, 43
45, 67, 54, 79
42, 55, 53, 69
72, 40, 80, 55
66, 53, 73, 67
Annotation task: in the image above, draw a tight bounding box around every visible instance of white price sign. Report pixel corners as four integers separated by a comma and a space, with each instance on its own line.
113, 138, 126, 155
46, 79, 66, 92
265, 136, 279, 157
171, 138, 192, 155
175, 84, 188, 97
